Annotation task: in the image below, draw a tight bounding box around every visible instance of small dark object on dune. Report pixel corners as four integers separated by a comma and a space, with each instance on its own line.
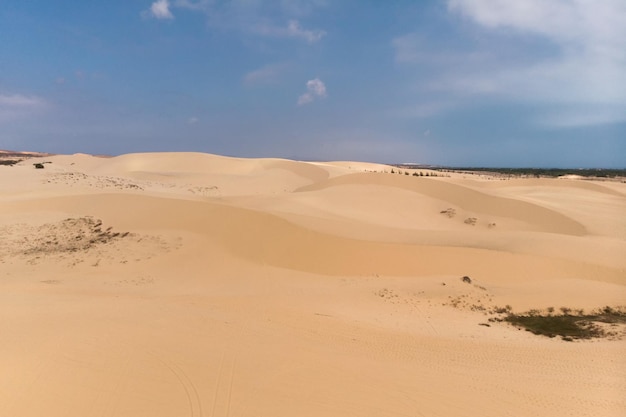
462, 276, 472, 284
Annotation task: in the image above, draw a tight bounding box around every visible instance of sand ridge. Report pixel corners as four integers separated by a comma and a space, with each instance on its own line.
1, 151, 625, 417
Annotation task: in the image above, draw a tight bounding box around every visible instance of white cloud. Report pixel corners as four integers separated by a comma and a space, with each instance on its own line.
145, 0, 174, 19
446, 0, 626, 126
297, 78, 327, 106
395, 0, 626, 127
286, 20, 326, 43
297, 93, 314, 106
306, 78, 326, 96
448, 0, 626, 47
187, 116, 198, 124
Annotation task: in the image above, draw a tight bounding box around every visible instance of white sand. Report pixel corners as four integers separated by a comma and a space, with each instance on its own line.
1, 152, 625, 417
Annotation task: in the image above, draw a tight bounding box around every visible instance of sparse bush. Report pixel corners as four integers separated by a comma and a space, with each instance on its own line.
601, 306, 616, 315
493, 305, 512, 314
440, 208, 456, 218
464, 217, 477, 226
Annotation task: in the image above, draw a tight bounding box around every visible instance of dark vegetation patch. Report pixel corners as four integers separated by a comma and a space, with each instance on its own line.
0, 159, 20, 166
491, 306, 626, 341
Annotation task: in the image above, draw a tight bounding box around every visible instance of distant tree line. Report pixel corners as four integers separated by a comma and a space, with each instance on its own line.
393, 165, 626, 178
439, 167, 626, 178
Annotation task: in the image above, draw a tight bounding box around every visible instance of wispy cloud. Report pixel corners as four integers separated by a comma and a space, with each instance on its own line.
0, 94, 45, 107
173, 0, 209, 12
143, 0, 174, 20
243, 63, 288, 85
255, 20, 326, 43
160, 1, 327, 43
299, 129, 421, 163
297, 78, 327, 106
286, 19, 326, 43
393, 101, 457, 119
392, 33, 487, 66
536, 105, 626, 128
394, 0, 626, 127
0, 93, 47, 123
279, 0, 328, 17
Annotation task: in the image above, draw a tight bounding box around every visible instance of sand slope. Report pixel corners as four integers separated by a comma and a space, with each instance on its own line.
1, 152, 625, 417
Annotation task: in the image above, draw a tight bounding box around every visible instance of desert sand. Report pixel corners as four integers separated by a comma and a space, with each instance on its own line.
1, 151, 625, 417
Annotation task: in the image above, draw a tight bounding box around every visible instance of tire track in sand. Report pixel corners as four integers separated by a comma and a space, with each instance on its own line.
153, 355, 204, 417
210, 346, 239, 416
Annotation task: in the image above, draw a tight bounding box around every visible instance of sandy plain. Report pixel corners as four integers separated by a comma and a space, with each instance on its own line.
1, 151, 625, 417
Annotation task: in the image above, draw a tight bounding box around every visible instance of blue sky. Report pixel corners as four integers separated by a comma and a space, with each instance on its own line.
1, 0, 625, 167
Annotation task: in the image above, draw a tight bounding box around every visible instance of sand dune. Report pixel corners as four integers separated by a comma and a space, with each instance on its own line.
1, 152, 625, 417
297, 173, 588, 235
